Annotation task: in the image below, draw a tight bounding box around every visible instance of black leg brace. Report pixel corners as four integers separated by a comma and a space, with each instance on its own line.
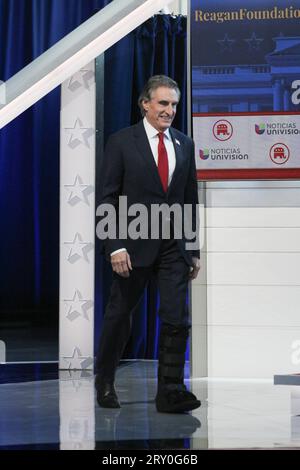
158, 323, 190, 387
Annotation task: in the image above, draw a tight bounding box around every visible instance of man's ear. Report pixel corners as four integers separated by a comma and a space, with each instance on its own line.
142, 100, 149, 113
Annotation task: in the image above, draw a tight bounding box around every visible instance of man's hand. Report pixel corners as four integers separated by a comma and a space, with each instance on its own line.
111, 251, 132, 278
189, 257, 201, 280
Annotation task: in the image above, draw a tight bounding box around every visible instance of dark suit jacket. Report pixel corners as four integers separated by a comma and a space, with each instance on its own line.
97, 120, 200, 267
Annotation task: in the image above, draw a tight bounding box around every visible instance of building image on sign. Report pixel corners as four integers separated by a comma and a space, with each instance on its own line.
192, 37, 300, 114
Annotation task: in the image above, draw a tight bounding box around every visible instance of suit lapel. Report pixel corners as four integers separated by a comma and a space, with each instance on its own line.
133, 121, 165, 193
133, 121, 185, 195
168, 128, 185, 194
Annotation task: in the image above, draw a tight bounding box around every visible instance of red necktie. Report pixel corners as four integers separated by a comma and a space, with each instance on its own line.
157, 132, 169, 192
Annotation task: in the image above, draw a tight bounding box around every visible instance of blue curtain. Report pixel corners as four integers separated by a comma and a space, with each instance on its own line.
95, 14, 188, 359
0, 1, 187, 360
0, 0, 110, 324
104, 15, 187, 139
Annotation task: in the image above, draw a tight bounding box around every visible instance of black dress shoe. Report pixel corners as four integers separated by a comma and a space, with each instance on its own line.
155, 384, 201, 414
96, 381, 121, 409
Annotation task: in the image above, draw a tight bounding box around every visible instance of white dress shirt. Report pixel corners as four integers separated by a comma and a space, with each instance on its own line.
142, 117, 176, 185
111, 117, 177, 257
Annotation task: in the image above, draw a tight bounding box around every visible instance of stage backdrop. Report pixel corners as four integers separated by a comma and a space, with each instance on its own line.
0, 1, 188, 362
0, 0, 111, 362
191, 0, 300, 180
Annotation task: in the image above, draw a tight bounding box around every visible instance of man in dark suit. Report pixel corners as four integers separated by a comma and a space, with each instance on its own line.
95, 75, 201, 413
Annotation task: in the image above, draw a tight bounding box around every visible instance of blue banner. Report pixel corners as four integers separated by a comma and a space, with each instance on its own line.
191, 0, 300, 179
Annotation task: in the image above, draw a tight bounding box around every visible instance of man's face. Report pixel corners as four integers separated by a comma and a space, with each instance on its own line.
143, 86, 179, 132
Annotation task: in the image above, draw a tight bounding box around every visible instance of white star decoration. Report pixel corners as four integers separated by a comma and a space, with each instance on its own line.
64, 118, 95, 149
62, 347, 94, 370
64, 289, 93, 322
64, 232, 94, 264
64, 175, 94, 207
67, 68, 95, 92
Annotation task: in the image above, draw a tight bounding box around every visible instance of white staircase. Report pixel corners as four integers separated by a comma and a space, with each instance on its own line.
0, 0, 174, 129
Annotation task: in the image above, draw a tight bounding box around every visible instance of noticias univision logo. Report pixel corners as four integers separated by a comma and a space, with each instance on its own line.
255, 123, 265, 135
199, 149, 210, 160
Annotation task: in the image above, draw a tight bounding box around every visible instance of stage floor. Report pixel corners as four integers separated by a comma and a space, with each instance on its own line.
0, 360, 300, 450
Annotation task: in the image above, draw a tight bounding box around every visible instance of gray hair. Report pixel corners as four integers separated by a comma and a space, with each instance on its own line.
138, 75, 181, 116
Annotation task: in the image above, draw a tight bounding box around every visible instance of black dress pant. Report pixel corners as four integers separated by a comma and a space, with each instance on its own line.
95, 239, 191, 380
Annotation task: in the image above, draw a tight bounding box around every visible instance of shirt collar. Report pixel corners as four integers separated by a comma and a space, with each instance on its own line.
143, 117, 171, 140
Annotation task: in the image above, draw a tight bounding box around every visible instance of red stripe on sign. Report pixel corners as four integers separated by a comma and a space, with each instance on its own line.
197, 168, 300, 181
192, 112, 300, 117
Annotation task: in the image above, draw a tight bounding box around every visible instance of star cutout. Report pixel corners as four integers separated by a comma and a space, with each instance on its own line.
60, 369, 93, 381
62, 347, 94, 370
64, 175, 94, 207
64, 118, 95, 150
217, 33, 236, 53
64, 289, 93, 322
244, 32, 264, 51
68, 68, 95, 92
64, 232, 94, 264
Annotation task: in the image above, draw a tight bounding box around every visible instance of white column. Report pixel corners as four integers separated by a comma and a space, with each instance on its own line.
59, 370, 95, 450
0, 340, 6, 363
59, 62, 96, 370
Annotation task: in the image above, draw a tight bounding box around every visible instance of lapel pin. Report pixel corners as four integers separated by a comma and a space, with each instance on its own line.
175, 139, 180, 146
